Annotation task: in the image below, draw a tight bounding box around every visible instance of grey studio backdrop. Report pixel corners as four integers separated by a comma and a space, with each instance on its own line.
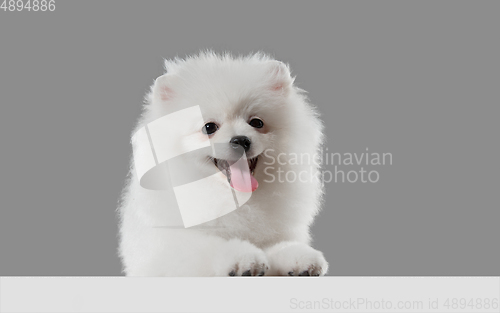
0, 1, 498, 276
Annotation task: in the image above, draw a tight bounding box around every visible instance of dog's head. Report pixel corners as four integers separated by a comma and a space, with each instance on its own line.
145, 53, 299, 193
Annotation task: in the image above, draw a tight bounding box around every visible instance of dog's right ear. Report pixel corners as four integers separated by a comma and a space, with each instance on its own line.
152, 74, 175, 104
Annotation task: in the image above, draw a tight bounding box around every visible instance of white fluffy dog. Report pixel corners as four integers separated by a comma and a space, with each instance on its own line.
118, 52, 328, 276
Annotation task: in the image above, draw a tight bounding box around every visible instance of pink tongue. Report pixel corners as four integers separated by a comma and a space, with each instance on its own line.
229, 157, 258, 192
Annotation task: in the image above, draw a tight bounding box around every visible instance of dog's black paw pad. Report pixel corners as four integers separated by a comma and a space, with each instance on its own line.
242, 270, 252, 276
228, 270, 236, 276
288, 271, 294, 276
299, 270, 310, 276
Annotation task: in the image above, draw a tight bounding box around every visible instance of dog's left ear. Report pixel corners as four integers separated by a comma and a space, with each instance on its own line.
267, 61, 294, 94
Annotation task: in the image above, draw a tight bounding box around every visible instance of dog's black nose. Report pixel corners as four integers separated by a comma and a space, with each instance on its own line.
230, 136, 251, 152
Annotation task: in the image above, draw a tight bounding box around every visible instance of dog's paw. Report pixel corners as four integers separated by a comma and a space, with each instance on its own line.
214, 239, 269, 276
265, 242, 328, 276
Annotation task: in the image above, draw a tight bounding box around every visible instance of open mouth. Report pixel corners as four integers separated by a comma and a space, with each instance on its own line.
211, 156, 259, 192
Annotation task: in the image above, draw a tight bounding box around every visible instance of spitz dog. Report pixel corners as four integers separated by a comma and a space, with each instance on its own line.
118, 52, 328, 276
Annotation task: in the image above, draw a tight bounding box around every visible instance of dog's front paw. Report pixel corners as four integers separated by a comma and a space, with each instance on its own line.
265, 242, 328, 276
214, 239, 269, 276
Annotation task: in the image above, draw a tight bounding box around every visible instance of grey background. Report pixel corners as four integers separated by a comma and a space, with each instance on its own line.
0, 1, 498, 276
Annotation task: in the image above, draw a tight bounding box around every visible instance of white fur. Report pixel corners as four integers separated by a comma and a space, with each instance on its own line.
118, 52, 328, 276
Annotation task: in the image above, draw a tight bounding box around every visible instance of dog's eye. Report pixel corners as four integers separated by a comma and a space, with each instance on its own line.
202, 122, 219, 135
249, 118, 264, 128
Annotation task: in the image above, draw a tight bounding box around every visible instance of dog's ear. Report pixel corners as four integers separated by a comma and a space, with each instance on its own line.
267, 60, 293, 94
152, 74, 175, 103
